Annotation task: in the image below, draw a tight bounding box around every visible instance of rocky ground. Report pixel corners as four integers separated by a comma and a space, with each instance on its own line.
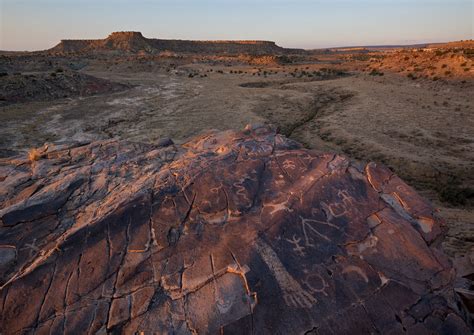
0, 70, 129, 106
0, 42, 473, 332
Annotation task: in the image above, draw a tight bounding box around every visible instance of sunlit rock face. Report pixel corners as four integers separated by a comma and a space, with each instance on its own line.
0, 125, 470, 334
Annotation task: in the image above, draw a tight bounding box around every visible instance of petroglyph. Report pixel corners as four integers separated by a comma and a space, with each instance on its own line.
302, 271, 329, 297
282, 159, 296, 170
300, 215, 341, 247
285, 235, 306, 257
0, 125, 467, 334
265, 201, 293, 216
256, 238, 317, 308
320, 189, 359, 220
19, 238, 40, 257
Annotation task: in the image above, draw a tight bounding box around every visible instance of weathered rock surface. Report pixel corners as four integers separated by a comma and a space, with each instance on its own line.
0, 71, 129, 106
0, 125, 470, 334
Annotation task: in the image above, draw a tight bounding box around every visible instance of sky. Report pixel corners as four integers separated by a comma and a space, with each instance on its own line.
1, 0, 473, 51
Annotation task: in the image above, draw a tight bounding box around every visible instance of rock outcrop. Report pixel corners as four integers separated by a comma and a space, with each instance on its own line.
49, 31, 304, 55
0, 125, 470, 334
0, 71, 129, 106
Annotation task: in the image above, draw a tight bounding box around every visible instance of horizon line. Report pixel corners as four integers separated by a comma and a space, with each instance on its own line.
0, 33, 471, 53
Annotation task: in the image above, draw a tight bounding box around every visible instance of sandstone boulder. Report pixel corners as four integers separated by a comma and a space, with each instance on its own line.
0, 125, 470, 334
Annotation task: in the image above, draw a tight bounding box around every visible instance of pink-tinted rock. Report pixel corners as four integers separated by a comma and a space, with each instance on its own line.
0, 125, 470, 334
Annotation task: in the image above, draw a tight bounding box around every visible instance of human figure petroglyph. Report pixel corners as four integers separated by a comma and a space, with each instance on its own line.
285, 235, 306, 257
255, 238, 317, 308
282, 159, 296, 171
19, 238, 40, 257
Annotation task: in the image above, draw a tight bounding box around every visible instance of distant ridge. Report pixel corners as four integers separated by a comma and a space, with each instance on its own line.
49, 31, 304, 55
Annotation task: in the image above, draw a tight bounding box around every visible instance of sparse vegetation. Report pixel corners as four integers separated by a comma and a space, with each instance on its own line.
369, 69, 384, 76
28, 148, 42, 162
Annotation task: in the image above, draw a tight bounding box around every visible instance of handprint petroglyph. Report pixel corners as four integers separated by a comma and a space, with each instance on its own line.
256, 238, 317, 308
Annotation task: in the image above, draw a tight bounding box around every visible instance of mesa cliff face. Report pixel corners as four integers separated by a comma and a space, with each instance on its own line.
0, 125, 470, 334
49, 31, 302, 55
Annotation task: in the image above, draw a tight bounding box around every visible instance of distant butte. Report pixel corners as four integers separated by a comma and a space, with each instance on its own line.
49, 31, 304, 55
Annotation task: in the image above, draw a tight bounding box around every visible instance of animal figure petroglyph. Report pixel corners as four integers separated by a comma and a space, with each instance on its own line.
320, 190, 358, 220
300, 190, 358, 247
255, 238, 317, 308
265, 201, 293, 216
233, 179, 250, 202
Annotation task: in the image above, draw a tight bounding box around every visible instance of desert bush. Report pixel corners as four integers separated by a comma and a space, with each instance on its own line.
441, 64, 447, 68
28, 148, 42, 162
407, 73, 416, 80
369, 69, 384, 76
440, 185, 474, 206
444, 71, 451, 75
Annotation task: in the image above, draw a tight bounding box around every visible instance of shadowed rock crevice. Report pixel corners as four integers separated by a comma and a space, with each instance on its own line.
0, 125, 471, 334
